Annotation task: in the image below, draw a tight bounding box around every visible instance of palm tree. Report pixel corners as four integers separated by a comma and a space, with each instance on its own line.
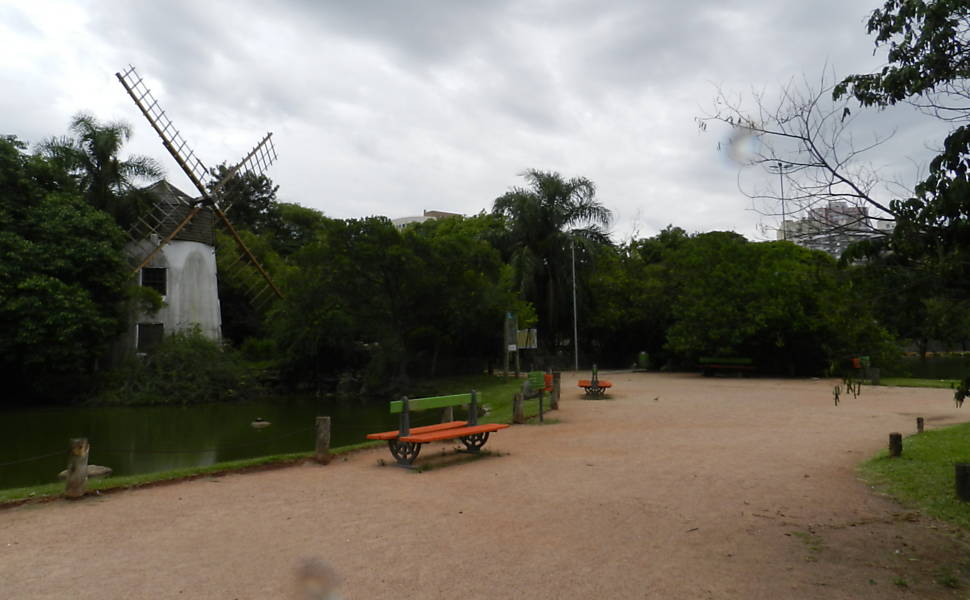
40, 112, 163, 228
492, 169, 612, 352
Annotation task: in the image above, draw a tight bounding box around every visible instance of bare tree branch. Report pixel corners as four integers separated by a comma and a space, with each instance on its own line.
698, 71, 898, 248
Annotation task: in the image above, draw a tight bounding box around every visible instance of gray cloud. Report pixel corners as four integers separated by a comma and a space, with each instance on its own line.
4, 0, 950, 241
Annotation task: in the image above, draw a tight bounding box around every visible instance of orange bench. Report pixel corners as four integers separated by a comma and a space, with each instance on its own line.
366, 392, 508, 466
577, 364, 612, 398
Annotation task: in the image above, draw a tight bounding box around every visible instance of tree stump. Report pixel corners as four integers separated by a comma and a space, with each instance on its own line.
889, 432, 903, 457
65, 438, 89, 499
513, 393, 524, 424
917, 417, 924, 434
956, 463, 970, 502
315, 416, 332, 465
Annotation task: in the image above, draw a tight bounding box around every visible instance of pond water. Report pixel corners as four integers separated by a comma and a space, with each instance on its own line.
0, 396, 444, 490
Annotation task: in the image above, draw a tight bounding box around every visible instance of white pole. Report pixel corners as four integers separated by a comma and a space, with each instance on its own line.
572, 237, 579, 371
778, 161, 786, 240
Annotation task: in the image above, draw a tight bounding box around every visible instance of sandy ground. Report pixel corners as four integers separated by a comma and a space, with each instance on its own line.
3, 372, 970, 599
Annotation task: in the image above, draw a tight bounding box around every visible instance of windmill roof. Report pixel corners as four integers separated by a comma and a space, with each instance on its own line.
143, 180, 216, 246
143, 180, 195, 206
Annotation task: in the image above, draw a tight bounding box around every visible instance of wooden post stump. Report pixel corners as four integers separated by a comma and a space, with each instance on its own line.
65, 438, 89, 499
552, 371, 561, 410
442, 406, 454, 423
513, 393, 524, 424
917, 417, 924, 434
315, 416, 332, 465
889, 432, 903, 457
956, 463, 970, 502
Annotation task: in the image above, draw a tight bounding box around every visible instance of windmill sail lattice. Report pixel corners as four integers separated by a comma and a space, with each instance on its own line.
116, 65, 282, 307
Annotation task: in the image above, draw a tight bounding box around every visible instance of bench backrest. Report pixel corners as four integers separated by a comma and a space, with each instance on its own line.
389, 393, 471, 414
392, 391, 479, 436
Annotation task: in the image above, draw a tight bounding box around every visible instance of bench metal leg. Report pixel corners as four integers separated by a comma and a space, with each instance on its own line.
458, 432, 490, 453
388, 440, 422, 465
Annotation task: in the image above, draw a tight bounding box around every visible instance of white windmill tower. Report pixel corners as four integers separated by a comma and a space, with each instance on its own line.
114, 65, 282, 354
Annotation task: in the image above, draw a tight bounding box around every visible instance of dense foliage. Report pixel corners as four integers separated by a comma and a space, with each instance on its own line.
270, 214, 529, 394
94, 328, 260, 405
588, 229, 895, 374
0, 136, 132, 402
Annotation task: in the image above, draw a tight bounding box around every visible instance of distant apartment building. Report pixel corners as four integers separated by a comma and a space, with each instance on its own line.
391, 209, 462, 230
777, 200, 893, 256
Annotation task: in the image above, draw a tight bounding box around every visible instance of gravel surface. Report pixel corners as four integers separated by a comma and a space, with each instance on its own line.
2, 372, 969, 599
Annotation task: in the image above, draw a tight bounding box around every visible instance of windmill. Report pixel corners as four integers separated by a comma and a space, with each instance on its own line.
115, 65, 282, 352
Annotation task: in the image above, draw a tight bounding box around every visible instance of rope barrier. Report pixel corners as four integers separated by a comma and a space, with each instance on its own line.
0, 425, 316, 472
0, 450, 64, 468
94, 425, 316, 455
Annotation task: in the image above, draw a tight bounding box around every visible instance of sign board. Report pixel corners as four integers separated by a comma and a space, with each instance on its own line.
516, 328, 538, 349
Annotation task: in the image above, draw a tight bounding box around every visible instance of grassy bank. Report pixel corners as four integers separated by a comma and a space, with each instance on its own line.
860, 422, 970, 531
2, 373, 550, 505
878, 377, 960, 390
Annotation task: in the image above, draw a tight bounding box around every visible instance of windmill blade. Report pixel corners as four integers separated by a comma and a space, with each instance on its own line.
116, 65, 211, 198
117, 64, 284, 303
130, 207, 204, 274
117, 65, 214, 271
214, 208, 284, 300
210, 133, 278, 212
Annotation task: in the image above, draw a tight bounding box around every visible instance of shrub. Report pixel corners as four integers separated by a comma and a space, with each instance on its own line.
94, 328, 261, 405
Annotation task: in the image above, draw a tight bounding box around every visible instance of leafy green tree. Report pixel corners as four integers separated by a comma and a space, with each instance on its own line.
405, 214, 529, 375
0, 136, 131, 403
835, 1, 970, 264
835, 0, 969, 110
39, 112, 162, 229
268, 202, 328, 256
492, 169, 612, 352
587, 227, 687, 367
662, 233, 891, 374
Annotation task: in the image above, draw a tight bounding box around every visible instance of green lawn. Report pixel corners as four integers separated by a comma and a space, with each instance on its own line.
878, 377, 960, 390
860, 422, 970, 531
1, 373, 553, 505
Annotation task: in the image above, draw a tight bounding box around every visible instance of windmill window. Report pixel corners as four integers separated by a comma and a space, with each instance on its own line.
141, 267, 167, 296
137, 323, 164, 352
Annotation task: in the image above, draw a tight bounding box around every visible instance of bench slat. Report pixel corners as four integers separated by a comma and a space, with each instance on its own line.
577, 380, 612, 387
366, 421, 468, 441
400, 423, 509, 444
389, 393, 472, 414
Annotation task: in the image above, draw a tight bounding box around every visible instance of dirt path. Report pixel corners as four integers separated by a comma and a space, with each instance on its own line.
2, 373, 970, 599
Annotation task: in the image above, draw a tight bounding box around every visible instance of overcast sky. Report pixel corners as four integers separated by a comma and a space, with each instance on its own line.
1, 0, 950, 241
